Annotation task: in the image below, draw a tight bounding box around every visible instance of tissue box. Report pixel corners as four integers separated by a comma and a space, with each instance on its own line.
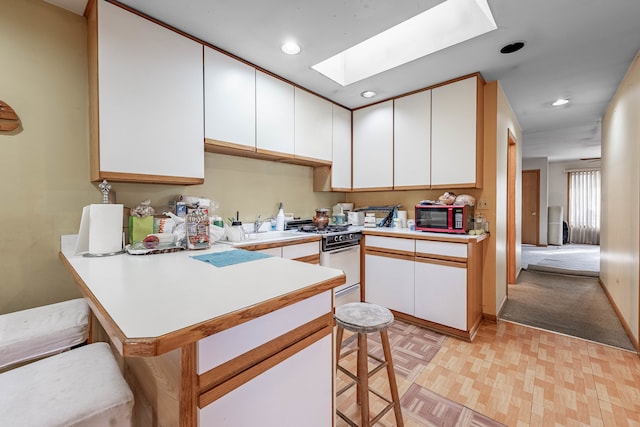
129, 216, 154, 244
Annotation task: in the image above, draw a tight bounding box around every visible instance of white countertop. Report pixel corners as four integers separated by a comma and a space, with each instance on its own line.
362, 227, 489, 242
60, 235, 344, 346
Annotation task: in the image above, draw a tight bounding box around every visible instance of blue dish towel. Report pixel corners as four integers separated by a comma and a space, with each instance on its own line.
192, 249, 272, 267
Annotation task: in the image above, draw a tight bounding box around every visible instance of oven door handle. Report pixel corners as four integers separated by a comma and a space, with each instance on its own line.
324, 246, 359, 255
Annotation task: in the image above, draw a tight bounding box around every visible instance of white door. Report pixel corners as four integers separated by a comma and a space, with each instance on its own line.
414, 259, 467, 330
394, 90, 431, 188
364, 253, 414, 315
352, 101, 394, 189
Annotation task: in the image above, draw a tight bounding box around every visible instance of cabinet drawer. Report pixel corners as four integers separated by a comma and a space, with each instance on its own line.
415, 240, 467, 259
365, 236, 415, 253
255, 247, 282, 257
197, 291, 331, 374
282, 241, 319, 260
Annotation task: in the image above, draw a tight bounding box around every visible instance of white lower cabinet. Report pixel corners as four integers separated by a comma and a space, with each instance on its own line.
364, 253, 415, 315
282, 241, 319, 260
198, 333, 332, 426
364, 234, 481, 338
197, 291, 333, 426
255, 247, 282, 257
414, 259, 467, 330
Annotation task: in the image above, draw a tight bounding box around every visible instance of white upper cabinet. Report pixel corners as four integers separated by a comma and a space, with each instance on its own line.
352, 101, 394, 190
93, 0, 204, 184
431, 76, 481, 188
393, 90, 431, 189
331, 105, 352, 191
204, 47, 255, 149
256, 71, 295, 156
294, 88, 332, 163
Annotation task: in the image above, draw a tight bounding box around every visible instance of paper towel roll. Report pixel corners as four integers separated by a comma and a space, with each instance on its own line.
75, 204, 124, 255
397, 210, 408, 228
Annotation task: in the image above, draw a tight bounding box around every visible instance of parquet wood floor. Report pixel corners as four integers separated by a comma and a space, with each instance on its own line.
336, 319, 640, 426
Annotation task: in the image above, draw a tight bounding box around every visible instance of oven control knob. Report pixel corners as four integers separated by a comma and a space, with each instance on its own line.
333, 236, 339, 243
348, 234, 354, 240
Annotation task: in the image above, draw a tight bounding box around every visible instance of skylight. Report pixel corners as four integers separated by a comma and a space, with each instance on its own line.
311, 0, 497, 86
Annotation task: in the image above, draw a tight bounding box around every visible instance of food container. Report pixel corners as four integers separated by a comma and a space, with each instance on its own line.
186, 209, 210, 249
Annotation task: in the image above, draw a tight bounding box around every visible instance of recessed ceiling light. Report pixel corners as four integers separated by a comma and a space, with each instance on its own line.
500, 41, 525, 54
312, 0, 497, 86
552, 98, 570, 106
361, 91, 377, 98
281, 42, 301, 55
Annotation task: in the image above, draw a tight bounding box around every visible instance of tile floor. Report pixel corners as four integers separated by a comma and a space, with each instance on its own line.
336, 319, 640, 426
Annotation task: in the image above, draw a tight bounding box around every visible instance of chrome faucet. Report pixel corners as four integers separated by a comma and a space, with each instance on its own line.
254, 214, 272, 233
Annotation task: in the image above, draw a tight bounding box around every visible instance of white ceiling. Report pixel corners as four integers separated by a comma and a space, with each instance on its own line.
48, 0, 640, 162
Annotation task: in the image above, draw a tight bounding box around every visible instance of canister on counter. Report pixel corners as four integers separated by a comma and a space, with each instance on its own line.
186, 209, 210, 250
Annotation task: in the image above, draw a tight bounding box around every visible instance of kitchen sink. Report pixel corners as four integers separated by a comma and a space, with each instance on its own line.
215, 230, 303, 246
244, 231, 299, 241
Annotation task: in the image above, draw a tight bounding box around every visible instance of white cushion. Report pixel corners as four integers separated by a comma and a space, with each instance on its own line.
0, 298, 89, 370
0, 342, 134, 426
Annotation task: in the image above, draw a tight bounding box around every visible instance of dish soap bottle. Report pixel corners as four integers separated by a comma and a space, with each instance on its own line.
275, 202, 285, 231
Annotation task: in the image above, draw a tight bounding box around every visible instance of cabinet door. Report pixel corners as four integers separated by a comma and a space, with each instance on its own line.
294, 88, 332, 162
352, 101, 393, 190
431, 76, 478, 187
204, 47, 255, 149
331, 105, 352, 190
97, 1, 204, 181
394, 90, 431, 188
414, 259, 467, 330
364, 253, 414, 315
256, 71, 294, 156
199, 334, 333, 426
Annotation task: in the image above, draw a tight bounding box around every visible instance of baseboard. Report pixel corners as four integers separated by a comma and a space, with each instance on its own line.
599, 277, 640, 354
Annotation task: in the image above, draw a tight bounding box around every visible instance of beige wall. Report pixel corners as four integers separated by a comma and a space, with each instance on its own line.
601, 50, 640, 343
0, 0, 343, 315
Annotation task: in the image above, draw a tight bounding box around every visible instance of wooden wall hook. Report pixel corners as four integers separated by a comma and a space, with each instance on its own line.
0, 100, 21, 132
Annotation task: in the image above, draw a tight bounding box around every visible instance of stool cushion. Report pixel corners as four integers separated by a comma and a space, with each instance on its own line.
335, 302, 394, 333
0, 342, 134, 426
0, 298, 89, 370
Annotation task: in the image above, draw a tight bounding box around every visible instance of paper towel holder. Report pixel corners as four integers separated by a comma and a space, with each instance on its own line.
76, 180, 126, 257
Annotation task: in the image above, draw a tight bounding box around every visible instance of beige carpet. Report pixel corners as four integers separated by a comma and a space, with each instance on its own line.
500, 270, 634, 351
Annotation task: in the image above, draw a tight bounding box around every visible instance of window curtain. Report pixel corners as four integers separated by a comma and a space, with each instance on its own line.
568, 169, 601, 244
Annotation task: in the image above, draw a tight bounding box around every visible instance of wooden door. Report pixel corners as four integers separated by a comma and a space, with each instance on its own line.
522, 170, 540, 245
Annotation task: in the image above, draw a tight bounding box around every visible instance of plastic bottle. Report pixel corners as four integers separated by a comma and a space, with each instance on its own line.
275, 202, 285, 231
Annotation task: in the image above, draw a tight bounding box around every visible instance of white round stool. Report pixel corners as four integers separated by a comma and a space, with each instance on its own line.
335, 302, 404, 427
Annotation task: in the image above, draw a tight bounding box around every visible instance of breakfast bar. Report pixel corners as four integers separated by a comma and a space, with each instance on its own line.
59, 235, 346, 426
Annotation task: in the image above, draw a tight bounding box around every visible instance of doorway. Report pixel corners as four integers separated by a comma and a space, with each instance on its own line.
522, 169, 540, 245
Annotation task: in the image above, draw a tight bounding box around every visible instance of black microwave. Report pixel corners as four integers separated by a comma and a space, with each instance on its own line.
414, 204, 474, 234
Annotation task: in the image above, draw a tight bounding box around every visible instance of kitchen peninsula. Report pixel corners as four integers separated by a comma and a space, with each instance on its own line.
59, 235, 345, 426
